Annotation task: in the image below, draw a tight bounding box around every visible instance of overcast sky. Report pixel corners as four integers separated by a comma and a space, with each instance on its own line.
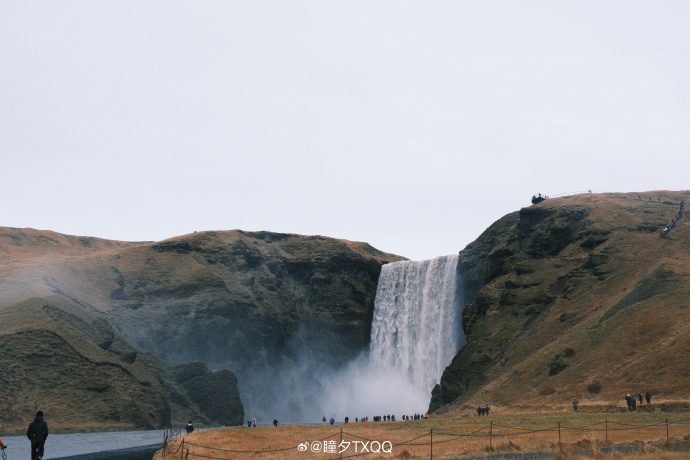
2, 2, 689, 261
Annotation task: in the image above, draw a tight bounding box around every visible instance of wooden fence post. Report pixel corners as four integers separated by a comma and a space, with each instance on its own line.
430, 428, 433, 459
558, 422, 561, 446
489, 421, 493, 450
666, 418, 669, 443
605, 418, 608, 443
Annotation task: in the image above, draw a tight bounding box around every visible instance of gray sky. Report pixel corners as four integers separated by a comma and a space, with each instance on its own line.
2, 1, 689, 261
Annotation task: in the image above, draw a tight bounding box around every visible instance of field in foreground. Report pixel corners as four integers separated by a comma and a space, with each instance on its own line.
155, 407, 690, 459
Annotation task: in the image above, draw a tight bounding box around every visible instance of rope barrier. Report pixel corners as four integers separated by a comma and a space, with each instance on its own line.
434, 424, 492, 438
558, 421, 607, 431
161, 416, 690, 458
392, 431, 432, 447
184, 431, 339, 454
340, 431, 377, 442
607, 421, 667, 428
492, 422, 560, 433
166, 440, 185, 455
432, 427, 491, 445
187, 453, 235, 460
185, 441, 296, 453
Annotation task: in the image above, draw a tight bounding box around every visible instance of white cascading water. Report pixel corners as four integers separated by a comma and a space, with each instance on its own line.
286, 254, 465, 420
370, 254, 464, 395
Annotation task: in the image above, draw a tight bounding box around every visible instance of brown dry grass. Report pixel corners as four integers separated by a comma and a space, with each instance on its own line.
154, 410, 690, 459
436, 191, 690, 417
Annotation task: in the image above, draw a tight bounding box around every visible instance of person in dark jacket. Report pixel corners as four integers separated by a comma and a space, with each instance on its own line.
185, 421, 194, 434
26, 410, 49, 460
625, 394, 633, 411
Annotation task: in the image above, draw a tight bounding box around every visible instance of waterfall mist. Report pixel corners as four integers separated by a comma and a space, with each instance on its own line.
242, 255, 464, 424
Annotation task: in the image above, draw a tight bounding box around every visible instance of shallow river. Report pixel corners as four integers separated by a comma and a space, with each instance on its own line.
2, 429, 173, 459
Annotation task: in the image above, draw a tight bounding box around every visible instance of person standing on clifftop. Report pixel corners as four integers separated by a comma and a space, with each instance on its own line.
26, 410, 49, 460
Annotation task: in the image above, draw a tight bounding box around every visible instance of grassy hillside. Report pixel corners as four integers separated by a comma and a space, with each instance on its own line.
431, 191, 690, 415
0, 227, 402, 430
57, 230, 405, 420
0, 296, 171, 431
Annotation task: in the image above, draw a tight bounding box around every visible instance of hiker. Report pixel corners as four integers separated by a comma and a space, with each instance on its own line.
638, 393, 644, 405
645, 391, 652, 404
252, 417, 256, 427
329, 417, 335, 425
26, 410, 49, 460
344, 416, 349, 424
322, 416, 327, 425
273, 419, 278, 427
573, 398, 579, 412
186, 421, 194, 433
625, 394, 636, 412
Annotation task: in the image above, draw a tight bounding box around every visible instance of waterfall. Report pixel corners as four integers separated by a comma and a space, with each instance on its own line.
255, 254, 465, 422
370, 254, 464, 395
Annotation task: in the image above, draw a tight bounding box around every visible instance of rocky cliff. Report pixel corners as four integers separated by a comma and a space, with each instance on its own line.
0, 228, 403, 428
430, 191, 690, 414
0, 295, 241, 430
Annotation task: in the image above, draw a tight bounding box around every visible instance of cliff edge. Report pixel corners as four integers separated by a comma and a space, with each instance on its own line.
430, 191, 690, 414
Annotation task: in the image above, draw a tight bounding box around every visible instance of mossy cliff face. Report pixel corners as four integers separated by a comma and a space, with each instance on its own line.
0, 227, 403, 424
430, 191, 690, 414
93, 231, 404, 417
99, 231, 401, 372
0, 296, 242, 430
